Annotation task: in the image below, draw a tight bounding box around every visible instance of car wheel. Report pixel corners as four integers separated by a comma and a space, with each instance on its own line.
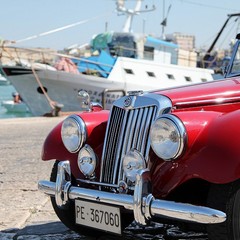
50, 160, 133, 236
207, 179, 240, 240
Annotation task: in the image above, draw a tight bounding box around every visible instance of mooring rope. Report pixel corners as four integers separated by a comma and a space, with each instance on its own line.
31, 66, 55, 110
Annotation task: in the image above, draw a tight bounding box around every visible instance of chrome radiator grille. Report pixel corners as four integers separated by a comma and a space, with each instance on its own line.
100, 104, 157, 185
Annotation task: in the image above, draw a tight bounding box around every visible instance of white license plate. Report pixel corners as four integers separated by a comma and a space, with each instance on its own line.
75, 199, 122, 235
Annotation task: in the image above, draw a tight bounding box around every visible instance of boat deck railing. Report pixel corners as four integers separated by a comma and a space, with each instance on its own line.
0, 45, 220, 76
0, 46, 116, 77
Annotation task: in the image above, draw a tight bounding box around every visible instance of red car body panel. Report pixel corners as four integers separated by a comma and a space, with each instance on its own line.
155, 77, 240, 110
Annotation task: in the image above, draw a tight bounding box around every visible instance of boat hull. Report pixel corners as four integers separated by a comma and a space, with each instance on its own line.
2, 67, 126, 116
2, 57, 215, 116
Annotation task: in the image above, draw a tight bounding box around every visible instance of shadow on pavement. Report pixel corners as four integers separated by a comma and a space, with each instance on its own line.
1, 222, 81, 239
15, 221, 69, 235
0, 221, 208, 240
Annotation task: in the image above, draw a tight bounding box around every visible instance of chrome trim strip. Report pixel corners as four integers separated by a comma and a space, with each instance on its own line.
78, 179, 118, 188
174, 95, 240, 109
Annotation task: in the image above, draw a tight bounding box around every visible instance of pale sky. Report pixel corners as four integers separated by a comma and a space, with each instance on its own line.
0, 0, 239, 50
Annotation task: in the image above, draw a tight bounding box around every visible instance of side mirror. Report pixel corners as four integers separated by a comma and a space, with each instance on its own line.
78, 90, 91, 111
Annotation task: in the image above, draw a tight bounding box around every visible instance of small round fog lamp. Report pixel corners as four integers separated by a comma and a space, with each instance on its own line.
123, 149, 146, 182
78, 145, 97, 178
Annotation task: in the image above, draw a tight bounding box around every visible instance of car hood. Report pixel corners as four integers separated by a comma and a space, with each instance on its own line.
153, 77, 240, 109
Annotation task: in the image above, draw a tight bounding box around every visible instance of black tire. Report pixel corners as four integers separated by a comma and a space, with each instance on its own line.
207, 179, 240, 240
50, 160, 133, 236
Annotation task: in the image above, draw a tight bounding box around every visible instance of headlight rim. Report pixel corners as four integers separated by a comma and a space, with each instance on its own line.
150, 114, 187, 161
61, 114, 87, 153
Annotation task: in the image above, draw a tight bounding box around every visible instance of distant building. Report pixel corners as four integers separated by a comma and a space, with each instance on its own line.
164, 33, 197, 67
166, 33, 195, 51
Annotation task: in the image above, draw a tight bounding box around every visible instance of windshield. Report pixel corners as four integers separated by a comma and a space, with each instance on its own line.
228, 40, 240, 76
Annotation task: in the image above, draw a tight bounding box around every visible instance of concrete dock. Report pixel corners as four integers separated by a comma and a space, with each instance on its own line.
0, 117, 70, 238
0, 116, 208, 240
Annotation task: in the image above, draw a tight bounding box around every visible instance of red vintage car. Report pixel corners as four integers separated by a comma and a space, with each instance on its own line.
38, 34, 240, 239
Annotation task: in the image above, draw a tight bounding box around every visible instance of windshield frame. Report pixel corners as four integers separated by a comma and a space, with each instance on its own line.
225, 39, 240, 78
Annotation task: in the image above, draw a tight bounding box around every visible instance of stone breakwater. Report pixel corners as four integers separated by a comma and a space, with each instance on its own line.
0, 117, 208, 239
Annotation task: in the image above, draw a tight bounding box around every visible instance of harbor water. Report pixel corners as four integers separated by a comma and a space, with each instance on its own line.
0, 84, 33, 119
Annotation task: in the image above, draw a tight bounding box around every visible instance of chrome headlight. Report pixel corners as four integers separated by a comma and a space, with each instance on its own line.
61, 115, 87, 153
123, 149, 146, 182
150, 114, 186, 160
78, 145, 97, 177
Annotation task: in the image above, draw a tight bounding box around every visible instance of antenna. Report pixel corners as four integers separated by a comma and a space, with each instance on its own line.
160, 1, 171, 40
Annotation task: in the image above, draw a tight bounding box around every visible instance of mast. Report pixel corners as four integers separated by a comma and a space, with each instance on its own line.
116, 0, 156, 33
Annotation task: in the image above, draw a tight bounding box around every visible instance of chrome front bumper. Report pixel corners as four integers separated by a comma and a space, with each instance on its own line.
38, 161, 226, 225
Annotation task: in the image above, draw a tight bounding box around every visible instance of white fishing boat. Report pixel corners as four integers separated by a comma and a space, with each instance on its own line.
0, 0, 215, 116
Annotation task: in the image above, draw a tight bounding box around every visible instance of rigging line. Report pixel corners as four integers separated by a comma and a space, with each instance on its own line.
201, 17, 239, 47
31, 66, 55, 109
173, 0, 236, 12
218, 18, 240, 49
15, 13, 111, 44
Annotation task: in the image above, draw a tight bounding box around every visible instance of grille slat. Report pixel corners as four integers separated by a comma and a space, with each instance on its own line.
112, 110, 129, 183
103, 107, 124, 183
141, 107, 156, 157
121, 110, 133, 155
126, 110, 138, 153
132, 108, 143, 149
100, 102, 157, 186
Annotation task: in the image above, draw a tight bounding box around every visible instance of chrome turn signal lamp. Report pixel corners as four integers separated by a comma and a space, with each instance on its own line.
123, 149, 146, 182
78, 145, 97, 178
150, 114, 187, 160
61, 115, 87, 153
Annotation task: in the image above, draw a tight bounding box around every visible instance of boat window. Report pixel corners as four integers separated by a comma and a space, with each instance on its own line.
201, 78, 207, 82
147, 71, 156, 77
144, 46, 154, 60
124, 69, 134, 74
185, 76, 192, 82
166, 74, 175, 80
109, 33, 136, 58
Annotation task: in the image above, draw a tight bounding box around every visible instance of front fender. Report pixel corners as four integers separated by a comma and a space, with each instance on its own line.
203, 109, 240, 181
42, 110, 109, 161
152, 110, 240, 197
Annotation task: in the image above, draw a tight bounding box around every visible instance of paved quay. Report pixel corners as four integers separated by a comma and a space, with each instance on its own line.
0, 116, 208, 240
